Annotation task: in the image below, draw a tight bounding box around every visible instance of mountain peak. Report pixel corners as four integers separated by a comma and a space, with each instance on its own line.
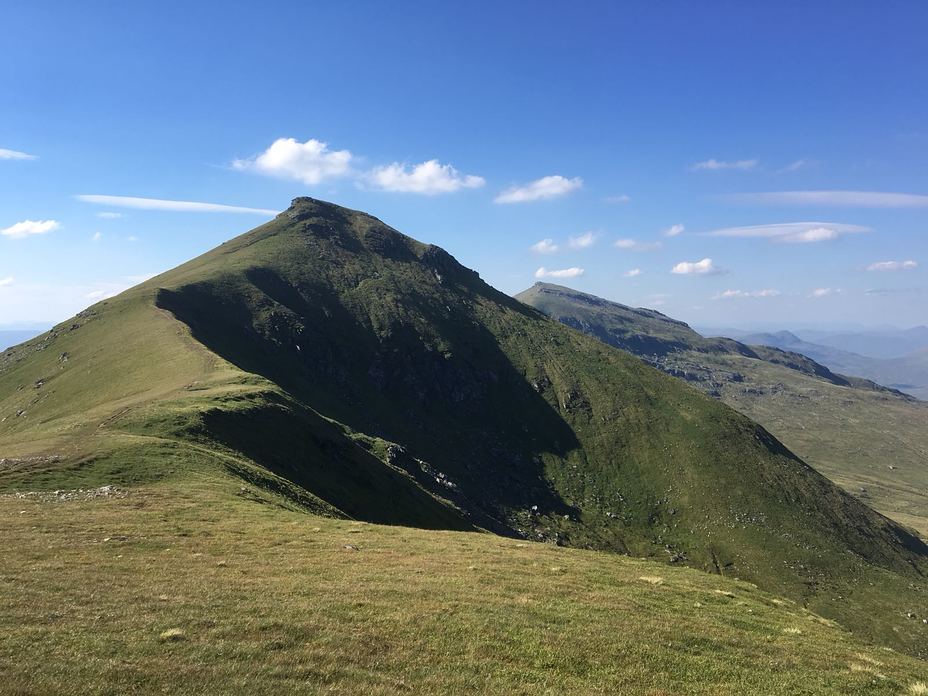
3, 199, 927, 657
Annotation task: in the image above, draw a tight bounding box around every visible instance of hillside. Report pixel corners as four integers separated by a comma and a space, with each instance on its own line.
516, 282, 928, 537
740, 331, 928, 401
1, 198, 926, 658
2, 479, 927, 695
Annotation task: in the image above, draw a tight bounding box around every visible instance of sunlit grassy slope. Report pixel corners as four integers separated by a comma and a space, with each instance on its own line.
517, 282, 928, 537
1, 198, 926, 660
1, 478, 927, 695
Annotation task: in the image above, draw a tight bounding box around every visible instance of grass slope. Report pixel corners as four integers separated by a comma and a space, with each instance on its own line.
2, 479, 927, 695
517, 282, 928, 538
0, 198, 926, 659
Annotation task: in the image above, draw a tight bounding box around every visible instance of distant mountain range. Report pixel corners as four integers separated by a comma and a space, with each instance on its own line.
798, 326, 928, 360
734, 330, 928, 401
2, 198, 926, 656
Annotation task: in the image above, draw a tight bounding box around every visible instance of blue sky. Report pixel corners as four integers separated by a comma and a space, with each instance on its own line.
1, 1, 926, 329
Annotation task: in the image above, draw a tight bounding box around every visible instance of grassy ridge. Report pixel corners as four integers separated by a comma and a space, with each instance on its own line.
2, 479, 927, 695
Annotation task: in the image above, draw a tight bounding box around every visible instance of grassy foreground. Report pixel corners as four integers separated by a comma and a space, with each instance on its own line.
1, 475, 926, 695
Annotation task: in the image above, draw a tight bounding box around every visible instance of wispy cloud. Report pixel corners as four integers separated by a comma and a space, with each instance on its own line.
495, 175, 582, 204
723, 190, 928, 207
530, 239, 559, 254
778, 159, 809, 173
671, 258, 725, 275
232, 137, 353, 185
366, 160, 484, 194
568, 231, 597, 249
614, 238, 663, 252
0, 277, 13, 287
92, 232, 103, 242
810, 287, 840, 298
865, 287, 924, 296
663, 224, 684, 237
76, 195, 277, 215
96, 212, 123, 219
624, 268, 642, 277
0, 148, 36, 161
690, 158, 758, 171
604, 194, 631, 204
535, 266, 584, 279
866, 260, 918, 272
713, 288, 780, 299
704, 221, 867, 243
1, 219, 60, 239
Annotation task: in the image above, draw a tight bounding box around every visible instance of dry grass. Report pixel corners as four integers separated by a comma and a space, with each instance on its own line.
1, 478, 926, 695
639, 575, 664, 585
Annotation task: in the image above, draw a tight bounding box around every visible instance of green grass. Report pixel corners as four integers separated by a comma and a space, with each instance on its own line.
1, 197, 926, 663
1, 478, 926, 695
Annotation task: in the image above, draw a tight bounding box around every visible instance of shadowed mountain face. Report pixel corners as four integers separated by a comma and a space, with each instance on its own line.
1, 199, 926, 655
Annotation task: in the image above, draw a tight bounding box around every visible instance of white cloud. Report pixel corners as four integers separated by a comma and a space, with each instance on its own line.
0, 277, 13, 287
495, 175, 582, 204
568, 231, 597, 249
780, 227, 839, 243
723, 190, 928, 207
866, 260, 918, 272
232, 137, 353, 185
96, 212, 123, 219
604, 194, 631, 204
0, 148, 36, 161
624, 268, 642, 277
663, 224, 684, 237
530, 239, 559, 254
713, 288, 780, 299
1, 219, 60, 239
76, 195, 277, 215
671, 258, 724, 275
366, 159, 484, 194
809, 287, 840, 298
534, 266, 585, 279
92, 232, 103, 242
614, 238, 663, 252
690, 158, 758, 171
705, 221, 867, 243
